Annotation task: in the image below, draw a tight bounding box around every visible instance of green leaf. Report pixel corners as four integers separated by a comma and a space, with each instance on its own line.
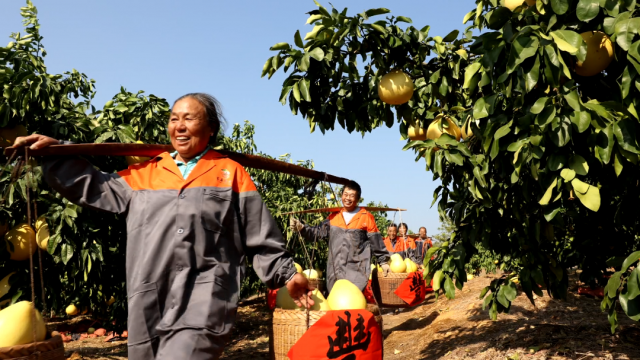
292, 81, 301, 102
548, 154, 566, 171
433, 270, 444, 291
505, 282, 518, 302
627, 267, 640, 301
364, 8, 391, 18
479, 286, 490, 299
299, 78, 311, 102
507, 36, 540, 74
539, 177, 557, 205
482, 293, 493, 310
298, 54, 311, 72
575, 185, 601, 211
560, 168, 576, 181
531, 97, 549, 114
569, 155, 589, 175
576, 0, 600, 21
294, 30, 304, 48
621, 251, 640, 272
370, 24, 387, 34
571, 178, 590, 194
614, 150, 624, 176
308, 47, 325, 61
608, 272, 623, 298
569, 110, 591, 133
550, 0, 570, 14
597, 125, 615, 164
270, 42, 290, 51
444, 275, 456, 299
619, 290, 640, 321
464, 62, 482, 89
494, 121, 512, 140
550, 30, 584, 55
442, 29, 460, 42
396, 16, 412, 23
497, 286, 510, 307
564, 91, 582, 112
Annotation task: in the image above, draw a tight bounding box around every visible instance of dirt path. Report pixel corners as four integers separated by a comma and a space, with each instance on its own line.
59, 272, 640, 359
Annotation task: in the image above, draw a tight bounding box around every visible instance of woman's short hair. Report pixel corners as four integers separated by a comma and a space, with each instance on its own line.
398, 223, 408, 230
173, 93, 226, 145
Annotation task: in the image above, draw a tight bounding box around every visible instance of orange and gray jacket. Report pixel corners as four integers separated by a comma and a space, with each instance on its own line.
300, 208, 390, 292
43, 150, 296, 358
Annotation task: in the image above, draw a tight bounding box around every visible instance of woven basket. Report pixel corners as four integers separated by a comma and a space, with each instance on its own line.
270, 304, 382, 360
0, 335, 65, 360
371, 271, 412, 308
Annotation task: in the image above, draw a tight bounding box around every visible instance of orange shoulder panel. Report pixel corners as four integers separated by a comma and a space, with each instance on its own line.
363, 212, 380, 233
186, 156, 257, 193
117, 155, 183, 191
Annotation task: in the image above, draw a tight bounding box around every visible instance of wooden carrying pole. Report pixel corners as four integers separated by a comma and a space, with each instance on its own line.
3, 143, 352, 186
282, 207, 407, 215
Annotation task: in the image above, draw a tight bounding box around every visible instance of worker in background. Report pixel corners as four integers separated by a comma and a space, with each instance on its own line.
414, 226, 433, 265
383, 223, 416, 259
289, 181, 391, 292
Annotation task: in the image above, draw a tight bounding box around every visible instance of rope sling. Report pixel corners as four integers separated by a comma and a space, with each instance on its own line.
1, 148, 49, 358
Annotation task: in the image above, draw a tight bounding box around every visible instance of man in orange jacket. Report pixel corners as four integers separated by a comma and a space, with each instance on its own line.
414, 226, 433, 265
383, 223, 416, 259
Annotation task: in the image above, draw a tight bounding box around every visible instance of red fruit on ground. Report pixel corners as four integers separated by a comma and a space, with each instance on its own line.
94, 328, 107, 336
121, 330, 128, 338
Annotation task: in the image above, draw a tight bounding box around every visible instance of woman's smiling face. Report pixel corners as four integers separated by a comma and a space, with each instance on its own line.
168, 97, 212, 162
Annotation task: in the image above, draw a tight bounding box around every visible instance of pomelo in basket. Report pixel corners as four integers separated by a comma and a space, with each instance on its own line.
390, 257, 407, 273
294, 262, 302, 273
302, 269, 319, 279
327, 279, 366, 310
0, 301, 46, 347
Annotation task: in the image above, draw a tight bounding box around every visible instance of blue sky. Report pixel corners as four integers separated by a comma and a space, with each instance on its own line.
0, 0, 477, 235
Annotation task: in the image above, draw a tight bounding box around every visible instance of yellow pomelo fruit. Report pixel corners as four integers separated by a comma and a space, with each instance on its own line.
404, 259, 418, 273
390, 253, 403, 262
294, 263, 302, 274
427, 115, 462, 142
4, 223, 37, 261
66, 304, 78, 316
0, 301, 46, 347
503, 0, 526, 10
327, 279, 366, 310
390, 258, 407, 273
0, 272, 16, 308
275, 287, 300, 310
302, 269, 319, 279
576, 31, 614, 77
308, 288, 330, 311
36, 224, 49, 251
408, 125, 427, 141
126, 141, 151, 165
35, 216, 47, 231
467, 274, 475, 280
378, 69, 415, 105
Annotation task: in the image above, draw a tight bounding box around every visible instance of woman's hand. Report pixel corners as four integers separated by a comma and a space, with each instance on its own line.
286, 273, 315, 309
13, 134, 59, 150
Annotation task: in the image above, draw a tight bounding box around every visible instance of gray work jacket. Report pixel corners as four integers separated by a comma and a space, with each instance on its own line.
300, 208, 390, 292
43, 150, 296, 357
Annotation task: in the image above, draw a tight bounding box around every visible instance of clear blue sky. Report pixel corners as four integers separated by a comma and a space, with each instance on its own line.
0, 0, 476, 235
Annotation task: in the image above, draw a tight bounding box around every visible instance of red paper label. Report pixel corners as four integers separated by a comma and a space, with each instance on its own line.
288, 309, 383, 360
393, 272, 426, 306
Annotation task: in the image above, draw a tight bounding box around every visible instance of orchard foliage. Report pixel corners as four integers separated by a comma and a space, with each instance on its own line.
266, 0, 640, 330
0, 1, 391, 329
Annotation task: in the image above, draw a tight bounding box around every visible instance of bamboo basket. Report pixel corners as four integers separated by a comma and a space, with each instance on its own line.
371, 271, 412, 308
270, 304, 382, 360
0, 335, 65, 360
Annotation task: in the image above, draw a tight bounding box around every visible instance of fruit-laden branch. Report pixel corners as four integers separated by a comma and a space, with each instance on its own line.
4, 144, 353, 186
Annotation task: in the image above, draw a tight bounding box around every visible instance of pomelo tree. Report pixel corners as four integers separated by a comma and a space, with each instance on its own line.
265, 0, 640, 331
0, 1, 392, 329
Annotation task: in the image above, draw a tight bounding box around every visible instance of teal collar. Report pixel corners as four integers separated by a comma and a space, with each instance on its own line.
170, 145, 211, 179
